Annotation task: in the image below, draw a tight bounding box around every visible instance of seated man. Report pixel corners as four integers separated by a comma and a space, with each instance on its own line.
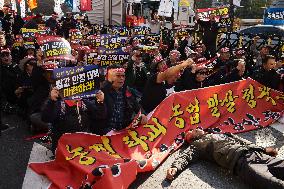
166, 128, 284, 189
85, 65, 147, 135
0, 48, 23, 107
42, 87, 91, 153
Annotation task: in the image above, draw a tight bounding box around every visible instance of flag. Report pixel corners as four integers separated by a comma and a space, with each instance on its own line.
28, 0, 37, 10
233, 0, 242, 7
65, 0, 73, 9
158, 0, 173, 17
80, 0, 92, 11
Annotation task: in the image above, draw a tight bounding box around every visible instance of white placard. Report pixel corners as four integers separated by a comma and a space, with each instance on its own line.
158, 0, 173, 17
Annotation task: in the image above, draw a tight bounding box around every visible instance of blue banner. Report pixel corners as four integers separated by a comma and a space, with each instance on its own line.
264, 8, 284, 25
53, 65, 100, 99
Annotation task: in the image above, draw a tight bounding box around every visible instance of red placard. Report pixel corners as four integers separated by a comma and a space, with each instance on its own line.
37, 36, 75, 61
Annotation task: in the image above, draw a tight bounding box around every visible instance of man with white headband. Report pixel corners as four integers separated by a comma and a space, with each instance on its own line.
142, 58, 194, 113
86, 65, 147, 135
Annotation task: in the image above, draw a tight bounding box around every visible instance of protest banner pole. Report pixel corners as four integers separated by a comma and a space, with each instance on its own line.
194, 32, 198, 44
238, 35, 243, 48
268, 37, 272, 46
229, 0, 234, 32
159, 29, 163, 48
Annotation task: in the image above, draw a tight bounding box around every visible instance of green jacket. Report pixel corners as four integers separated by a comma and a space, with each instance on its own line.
171, 133, 265, 174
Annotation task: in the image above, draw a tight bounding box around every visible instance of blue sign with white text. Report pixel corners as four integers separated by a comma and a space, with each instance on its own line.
264, 8, 284, 25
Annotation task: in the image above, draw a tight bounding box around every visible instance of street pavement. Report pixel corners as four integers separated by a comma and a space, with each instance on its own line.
1, 113, 284, 189
0, 114, 34, 189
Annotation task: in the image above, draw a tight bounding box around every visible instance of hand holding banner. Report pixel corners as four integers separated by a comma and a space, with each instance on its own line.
53, 65, 100, 99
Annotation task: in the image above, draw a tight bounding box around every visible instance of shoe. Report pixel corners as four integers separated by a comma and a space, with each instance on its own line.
1, 123, 9, 131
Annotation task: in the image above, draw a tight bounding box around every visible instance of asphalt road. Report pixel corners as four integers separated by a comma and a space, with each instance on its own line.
0, 114, 34, 189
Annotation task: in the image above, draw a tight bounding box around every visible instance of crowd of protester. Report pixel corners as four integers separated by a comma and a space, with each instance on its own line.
0, 4, 283, 158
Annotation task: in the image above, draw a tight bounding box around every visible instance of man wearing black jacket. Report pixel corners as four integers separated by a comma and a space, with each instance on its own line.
0, 33, 10, 132
175, 59, 245, 92
85, 65, 147, 135
0, 48, 22, 106
61, 12, 77, 39
196, 13, 220, 58
251, 55, 281, 90
0, 55, 9, 132
45, 12, 59, 32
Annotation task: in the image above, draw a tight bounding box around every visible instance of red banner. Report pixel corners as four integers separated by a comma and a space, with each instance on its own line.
30, 78, 284, 189
197, 7, 232, 27
197, 7, 229, 20
80, 0, 92, 11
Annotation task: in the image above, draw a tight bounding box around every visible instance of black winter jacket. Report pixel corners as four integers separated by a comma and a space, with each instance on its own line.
197, 19, 220, 45
85, 81, 141, 135
251, 67, 281, 90
0, 63, 22, 104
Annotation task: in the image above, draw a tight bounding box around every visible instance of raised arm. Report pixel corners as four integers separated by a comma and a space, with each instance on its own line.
157, 58, 194, 83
